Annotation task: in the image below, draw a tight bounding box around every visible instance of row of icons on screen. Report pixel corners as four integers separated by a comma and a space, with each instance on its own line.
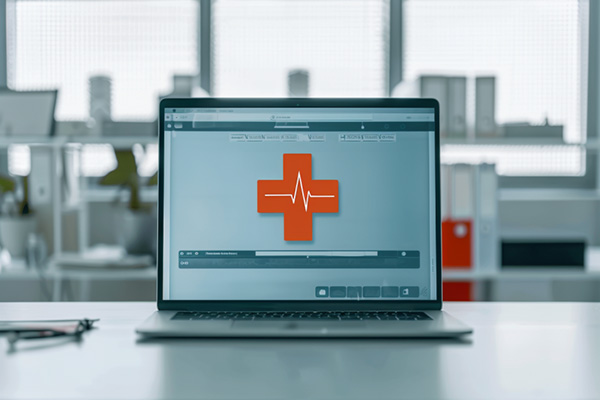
315, 286, 420, 299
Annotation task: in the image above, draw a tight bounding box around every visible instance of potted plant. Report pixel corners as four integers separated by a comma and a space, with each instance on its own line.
99, 149, 157, 255
0, 175, 37, 259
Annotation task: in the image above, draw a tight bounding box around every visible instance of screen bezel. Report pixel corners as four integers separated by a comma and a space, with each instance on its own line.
157, 98, 442, 311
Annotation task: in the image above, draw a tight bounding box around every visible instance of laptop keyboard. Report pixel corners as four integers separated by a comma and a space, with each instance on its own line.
172, 311, 431, 321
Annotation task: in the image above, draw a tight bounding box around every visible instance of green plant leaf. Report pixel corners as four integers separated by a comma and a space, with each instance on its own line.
148, 172, 158, 186
0, 175, 16, 193
99, 150, 138, 186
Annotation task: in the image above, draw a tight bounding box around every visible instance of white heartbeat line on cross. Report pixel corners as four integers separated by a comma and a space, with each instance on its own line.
264, 171, 335, 212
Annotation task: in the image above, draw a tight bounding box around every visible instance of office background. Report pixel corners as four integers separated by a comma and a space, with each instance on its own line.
0, 0, 598, 302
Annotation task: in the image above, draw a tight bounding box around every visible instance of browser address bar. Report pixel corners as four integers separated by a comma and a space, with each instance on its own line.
190, 113, 375, 122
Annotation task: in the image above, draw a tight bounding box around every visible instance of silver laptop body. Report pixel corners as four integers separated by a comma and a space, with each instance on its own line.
137, 98, 472, 338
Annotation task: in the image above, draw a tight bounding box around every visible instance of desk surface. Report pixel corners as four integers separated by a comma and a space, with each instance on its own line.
1, 302, 599, 400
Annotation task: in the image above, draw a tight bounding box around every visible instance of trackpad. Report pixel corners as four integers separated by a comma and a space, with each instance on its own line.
232, 321, 366, 330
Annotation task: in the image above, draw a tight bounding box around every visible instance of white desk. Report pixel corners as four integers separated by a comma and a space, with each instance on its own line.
1, 302, 599, 400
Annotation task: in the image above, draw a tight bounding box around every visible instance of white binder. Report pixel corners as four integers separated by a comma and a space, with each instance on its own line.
447, 77, 467, 138
474, 163, 499, 272
475, 76, 497, 137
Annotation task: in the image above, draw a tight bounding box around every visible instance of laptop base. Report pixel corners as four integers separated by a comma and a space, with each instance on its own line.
136, 310, 472, 338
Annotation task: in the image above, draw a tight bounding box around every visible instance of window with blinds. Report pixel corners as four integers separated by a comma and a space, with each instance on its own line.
4, 0, 590, 177
404, 0, 588, 176
6, 0, 199, 121
212, 0, 389, 97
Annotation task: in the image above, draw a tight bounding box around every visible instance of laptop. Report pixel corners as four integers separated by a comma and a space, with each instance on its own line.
136, 98, 472, 338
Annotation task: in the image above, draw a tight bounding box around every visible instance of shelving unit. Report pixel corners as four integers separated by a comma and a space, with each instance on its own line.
0, 135, 158, 257
441, 248, 600, 300
6, 134, 590, 149
441, 137, 577, 146
443, 267, 600, 282
441, 136, 600, 201
65, 135, 157, 149
0, 131, 598, 301
66, 136, 158, 252
82, 187, 158, 203
498, 188, 600, 202
0, 135, 157, 148
0, 135, 157, 149
1, 134, 598, 260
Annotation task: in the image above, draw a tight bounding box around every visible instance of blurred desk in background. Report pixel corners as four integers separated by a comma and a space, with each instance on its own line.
50, 266, 156, 301
2, 263, 600, 301
2, 255, 600, 302
443, 248, 600, 301
0, 263, 156, 301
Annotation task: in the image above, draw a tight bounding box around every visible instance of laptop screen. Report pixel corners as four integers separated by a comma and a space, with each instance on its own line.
161, 105, 438, 301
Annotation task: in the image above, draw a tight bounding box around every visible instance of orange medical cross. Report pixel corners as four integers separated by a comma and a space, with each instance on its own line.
257, 154, 338, 241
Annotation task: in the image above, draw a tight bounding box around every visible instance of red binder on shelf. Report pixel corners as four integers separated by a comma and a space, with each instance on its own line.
443, 282, 473, 301
442, 219, 473, 301
442, 219, 472, 268
441, 165, 474, 301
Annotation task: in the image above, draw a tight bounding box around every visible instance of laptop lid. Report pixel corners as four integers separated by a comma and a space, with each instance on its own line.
158, 98, 441, 311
